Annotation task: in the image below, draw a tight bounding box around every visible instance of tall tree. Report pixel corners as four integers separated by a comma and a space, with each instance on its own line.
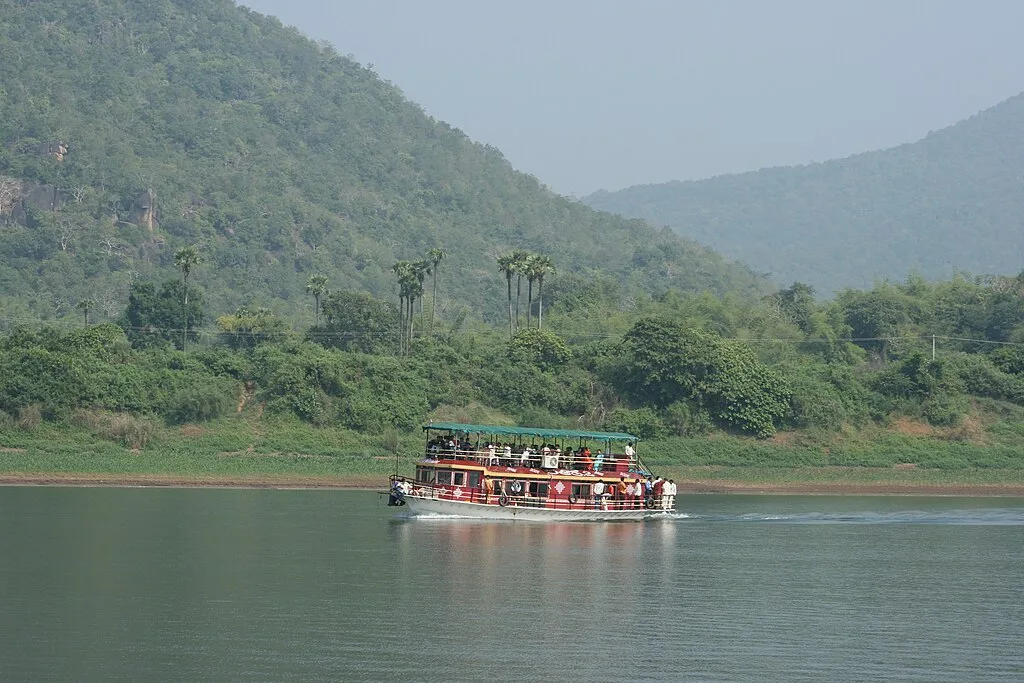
525, 254, 538, 328
410, 259, 432, 342
306, 275, 329, 328
426, 248, 447, 335
511, 250, 531, 331
76, 297, 95, 327
497, 252, 517, 339
174, 245, 202, 351
530, 254, 556, 330
391, 260, 412, 355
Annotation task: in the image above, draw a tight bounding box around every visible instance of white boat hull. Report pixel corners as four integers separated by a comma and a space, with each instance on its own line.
401, 494, 671, 521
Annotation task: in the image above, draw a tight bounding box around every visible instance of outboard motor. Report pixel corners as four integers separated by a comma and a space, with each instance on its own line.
387, 482, 406, 506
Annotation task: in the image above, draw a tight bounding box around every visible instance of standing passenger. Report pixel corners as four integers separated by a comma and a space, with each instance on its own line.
653, 477, 665, 510
592, 481, 605, 510
663, 479, 676, 511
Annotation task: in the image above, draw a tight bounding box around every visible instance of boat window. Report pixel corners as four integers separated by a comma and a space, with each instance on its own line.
571, 483, 591, 499
453, 472, 465, 486
436, 471, 453, 485
416, 467, 434, 482
528, 482, 549, 498
468, 472, 481, 488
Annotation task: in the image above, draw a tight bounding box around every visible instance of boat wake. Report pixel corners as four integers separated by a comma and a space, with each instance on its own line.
683, 509, 1024, 525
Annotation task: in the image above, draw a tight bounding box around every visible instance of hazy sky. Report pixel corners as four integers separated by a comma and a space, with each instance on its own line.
241, 0, 1024, 196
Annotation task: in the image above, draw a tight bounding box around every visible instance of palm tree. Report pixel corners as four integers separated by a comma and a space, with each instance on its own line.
524, 254, 539, 328
406, 270, 424, 350
174, 245, 202, 350
76, 297, 95, 327
531, 254, 555, 330
306, 275, 328, 328
391, 261, 412, 354
496, 252, 517, 339
510, 249, 531, 331
426, 248, 446, 335
410, 259, 432, 341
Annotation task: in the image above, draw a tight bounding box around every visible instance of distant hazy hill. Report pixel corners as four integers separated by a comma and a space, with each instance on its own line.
0, 0, 763, 326
585, 94, 1024, 294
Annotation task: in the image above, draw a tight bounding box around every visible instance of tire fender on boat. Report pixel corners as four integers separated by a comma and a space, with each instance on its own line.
567, 494, 578, 505
499, 494, 510, 507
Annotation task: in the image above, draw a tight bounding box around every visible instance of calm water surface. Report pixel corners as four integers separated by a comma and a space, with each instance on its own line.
1, 488, 1022, 682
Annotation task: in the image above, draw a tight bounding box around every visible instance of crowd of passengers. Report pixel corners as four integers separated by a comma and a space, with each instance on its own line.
425, 436, 638, 471
482, 474, 678, 511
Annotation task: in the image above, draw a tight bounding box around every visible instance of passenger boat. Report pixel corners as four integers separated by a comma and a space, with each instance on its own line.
387, 422, 676, 521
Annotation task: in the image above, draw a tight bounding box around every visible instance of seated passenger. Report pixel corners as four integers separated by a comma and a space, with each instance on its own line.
562, 447, 573, 469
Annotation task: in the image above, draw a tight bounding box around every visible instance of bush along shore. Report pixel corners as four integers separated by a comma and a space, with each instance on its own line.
3, 414, 1024, 495
3, 267, 1024, 497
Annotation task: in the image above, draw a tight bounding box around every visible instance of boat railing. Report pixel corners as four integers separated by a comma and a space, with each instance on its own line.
396, 475, 670, 511
422, 447, 648, 474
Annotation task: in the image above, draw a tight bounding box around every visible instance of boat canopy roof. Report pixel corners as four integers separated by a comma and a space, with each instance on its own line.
423, 422, 638, 443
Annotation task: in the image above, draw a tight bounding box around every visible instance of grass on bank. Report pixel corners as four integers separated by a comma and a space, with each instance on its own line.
2, 409, 1024, 489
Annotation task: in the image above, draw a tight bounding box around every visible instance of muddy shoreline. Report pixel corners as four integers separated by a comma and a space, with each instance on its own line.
3, 472, 1024, 496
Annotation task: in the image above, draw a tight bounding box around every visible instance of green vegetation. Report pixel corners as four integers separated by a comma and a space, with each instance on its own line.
1, 1, 1023, 488
585, 93, 1024, 294
1, 272, 1024, 487
0, 0, 762, 329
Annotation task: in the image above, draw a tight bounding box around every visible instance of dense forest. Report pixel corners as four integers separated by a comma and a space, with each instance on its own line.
585, 93, 1024, 294
0, 0, 762, 329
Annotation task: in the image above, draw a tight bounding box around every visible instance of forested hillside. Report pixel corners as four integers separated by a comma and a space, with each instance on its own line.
0, 0, 764, 328
3, 1, 1024, 471
585, 93, 1024, 294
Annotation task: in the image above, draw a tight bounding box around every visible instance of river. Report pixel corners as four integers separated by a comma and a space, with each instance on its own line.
1, 488, 1022, 681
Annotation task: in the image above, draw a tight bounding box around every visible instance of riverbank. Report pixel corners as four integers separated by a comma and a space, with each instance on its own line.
3, 418, 1024, 496
3, 470, 1024, 496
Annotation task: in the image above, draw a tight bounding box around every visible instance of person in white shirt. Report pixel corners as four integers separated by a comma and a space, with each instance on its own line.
662, 479, 677, 510
592, 481, 605, 509
624, 441, 635, 463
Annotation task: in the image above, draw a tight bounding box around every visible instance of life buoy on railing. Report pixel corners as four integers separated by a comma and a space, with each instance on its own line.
508, 480, 523, 495
499, 494, 510, 507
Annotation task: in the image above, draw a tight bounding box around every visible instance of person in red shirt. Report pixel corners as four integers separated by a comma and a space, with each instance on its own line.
652, 477, 665, 510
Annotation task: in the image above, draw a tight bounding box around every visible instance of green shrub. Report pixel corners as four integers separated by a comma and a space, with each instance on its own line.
662, 400, 713, 436
72, 409, 155, 449
18, 404, 42, 431
920, 393, 969, 427
788, 376, 847, 431
165, 384, 234, 424
607, 406, 665, 439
